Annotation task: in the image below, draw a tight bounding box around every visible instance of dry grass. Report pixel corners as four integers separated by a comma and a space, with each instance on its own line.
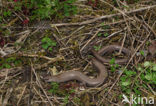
0, 0, 156, 105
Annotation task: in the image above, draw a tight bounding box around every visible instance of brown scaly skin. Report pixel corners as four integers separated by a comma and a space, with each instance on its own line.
43, 45, 131, 87
92, 45, 131, 64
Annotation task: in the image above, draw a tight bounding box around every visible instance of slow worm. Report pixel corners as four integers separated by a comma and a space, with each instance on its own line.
43, 45, 131, 87
44, 58, 108, 87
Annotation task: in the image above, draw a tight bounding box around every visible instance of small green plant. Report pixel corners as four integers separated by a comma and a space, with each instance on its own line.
93, 45, 101, 51
3, 10, 12, 17
140, 61, 156, 84
63, 95, 69, 105
41, 36, 57, 51
73, 97, 81, 105
110, 58, 115, 65
104, 33, 109, 37
0, 57, 22, 69
97, 33, 102, 37
140, 50, 145, 56
62, 89, 76, 105
48, 82, 59, 94
25, 0, 77, 19
48, 82, 78, 105
120, 69, 137, 94
1, 0, 77, 21
109, 58, 119, 72
97, 32, 109, 37
119, 61, 156, 97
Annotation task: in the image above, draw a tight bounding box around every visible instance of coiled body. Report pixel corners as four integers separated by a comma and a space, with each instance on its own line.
44, 45, 131, 87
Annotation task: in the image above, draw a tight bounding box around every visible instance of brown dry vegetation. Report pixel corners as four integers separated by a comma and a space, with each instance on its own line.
0, 0, 156, 106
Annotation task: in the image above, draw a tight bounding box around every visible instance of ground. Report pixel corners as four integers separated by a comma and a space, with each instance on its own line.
0, 0, 156, 106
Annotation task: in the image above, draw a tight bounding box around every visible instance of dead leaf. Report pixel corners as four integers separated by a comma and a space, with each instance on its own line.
49, 66, 58, 75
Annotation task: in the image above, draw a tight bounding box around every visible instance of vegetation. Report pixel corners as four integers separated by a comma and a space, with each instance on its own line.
1, 0, 77, 23
0, 0, 155, 105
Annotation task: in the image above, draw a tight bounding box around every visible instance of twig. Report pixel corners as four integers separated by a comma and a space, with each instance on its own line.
61, 26, 85, 41
119, 31, 127, 54
2, 88, 13, 106
65, 26, 85, 45
147, 84, 156, 95
101, 0, 134, 37
33, 87, 47, 104
18, 53, 64, 61
97, 27, 127, 44
0, 69, 9, 89
1, 30, 30, 57
31, 64, 53, 106
50, 5, 156, 27
17, 85, 27, 105
35, 60, 60, 70
0, 71, 22, 85
140, 17, 156, 37
0, 0, 2, 6
4, 17, 19, 28
96, 18, 133, 28
80, 28, 101, 52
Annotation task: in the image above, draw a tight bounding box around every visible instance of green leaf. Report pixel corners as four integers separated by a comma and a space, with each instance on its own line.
111, 66, 116, 72
143, 61, 151, 67
153, 73, 156, 80
3, 10, 12, 17
137, 66, 143, 72
114, 64, 119, 68
65, 12, 70, 17
126, 89, 131, 94
104, 33, 109, 37
110, 58, 115, 65
48, 47, 52, 51
121, 80, 131, 86
125, 70, 136, 76
14, 60, 22, 66
100, 22, 105, 26
152, 64, 156, 71
3, 64, 11, 68
133, 87, 141, 95
41, 37, 56, 49
63, 95, 69, 104
42, 37, 49, 43
14, 6, 22, 11
140, 50, 145, 56
97, 33, 102, 37
93, 46, 101, 51
51, 42, 57, 46
0, 66, 3, 70
140, 74, 145, 80
145, 73, 153, 80
120, 76, 127, 82
70, 89, 75, 93
42, 44, 49, 49
48, 82, 59, 94
6, 57, 16, 63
